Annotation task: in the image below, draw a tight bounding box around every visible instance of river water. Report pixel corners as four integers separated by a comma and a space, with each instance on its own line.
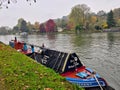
0, 32, 120, 90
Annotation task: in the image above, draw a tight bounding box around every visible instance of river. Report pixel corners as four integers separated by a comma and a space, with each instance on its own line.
0, 32, 120, 90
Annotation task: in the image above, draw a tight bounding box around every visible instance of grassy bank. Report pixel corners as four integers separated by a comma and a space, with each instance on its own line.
0, 42, 84, 90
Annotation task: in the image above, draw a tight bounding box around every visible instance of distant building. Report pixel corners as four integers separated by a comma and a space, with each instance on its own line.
57, 27, 63, 32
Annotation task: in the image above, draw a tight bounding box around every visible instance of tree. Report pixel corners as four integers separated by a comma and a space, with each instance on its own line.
17, 18, 24, 28
75, 25, 83, 31
45, 19, 56, 32
13, 26, 19, 32
61, 16, 68, 29
97, 10, 106, 16
93, 10, 107, 29
55, 18, 61, 27
20, 19, 29, 32
66, 21, 74, 30
116, 19, 120, 26
95, 25, 102, 30
69, 5, 83, 28
39, 23, 46, 33
55, 16, 68, 30
13, 18, 29, 32
34, 22, 40, 30
27, 22, 34, 31
0, 26, 11, 34
90, 16, 97, 24
113, 8, 120, 26
107, 10, 116, 28
102, 21, 108, 29
69, 4, 90, 29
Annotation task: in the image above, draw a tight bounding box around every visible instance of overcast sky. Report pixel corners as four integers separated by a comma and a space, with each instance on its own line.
0, 0, 120, 28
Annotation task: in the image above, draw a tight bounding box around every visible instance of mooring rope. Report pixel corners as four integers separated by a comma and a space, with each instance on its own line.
94, 75, 103, 90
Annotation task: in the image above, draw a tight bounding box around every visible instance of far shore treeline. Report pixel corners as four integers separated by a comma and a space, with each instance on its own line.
1, 4, 120, 35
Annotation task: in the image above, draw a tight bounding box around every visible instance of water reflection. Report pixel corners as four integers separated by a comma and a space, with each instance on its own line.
72, 33, 92, 47
46, 33, 57, 40
107, 32, 115, 49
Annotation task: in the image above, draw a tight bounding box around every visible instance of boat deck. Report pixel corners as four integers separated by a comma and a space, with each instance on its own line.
61, 66, 89, 78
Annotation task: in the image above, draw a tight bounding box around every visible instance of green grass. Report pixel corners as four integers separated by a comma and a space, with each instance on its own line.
0, 42, 84, 90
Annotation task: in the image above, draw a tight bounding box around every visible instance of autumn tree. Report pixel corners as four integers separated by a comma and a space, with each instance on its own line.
113, 8, 120, 26
69, 4, 90, 30
69, 5, 83, 28
93, 10, 107, 29
45, 19, 56, 32
116, 19, 120, 26
66, 21, 74, 30
107, 10, 116, 28
90, 16, 97, 24
102, 21, 108, 29
27, 22, 34, 31
34, 22, 40, 30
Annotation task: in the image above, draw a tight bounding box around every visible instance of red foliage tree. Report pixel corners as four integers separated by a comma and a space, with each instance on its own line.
45, 19, 56, 32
